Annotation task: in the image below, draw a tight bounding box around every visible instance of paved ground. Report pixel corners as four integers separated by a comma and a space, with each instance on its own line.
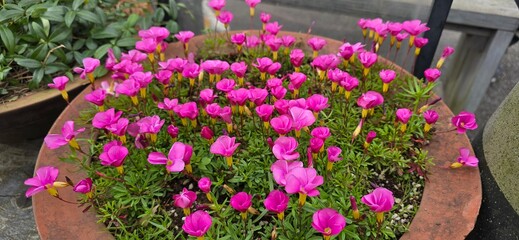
1, 0, 518, 239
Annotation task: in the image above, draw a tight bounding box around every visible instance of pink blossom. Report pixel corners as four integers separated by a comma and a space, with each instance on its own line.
227, 88, 249, 106
106, 118, 129, 137
92, 108, 123, 129
451, 111, 478, 134
455, 148, 479, 167
100, 81, 118, 96
396, 108, 413, 124
307, 37, 327, 51
260, 12, 271, 23
206, 103, 222, 118
274, 99, 290, 115
216, 78, 236, 93
246, 35, 260, 48
231, 61, 247, 78
288, 72, 307, 90
182, 210, 212, 237
272, 136, 300, 161
358, 51, 378, 68
201, 60, 229, 75
327, 68, 349, 83
327, 146, 342, 162
182, 63, 201, 79
245, 0, 261, 7
423, 110, 439, 124
361, 187, 395, 212
174, 31, 195, 43
402, 19, 430, 36
340, 76, 359, 91
158, 98, 178, 111
285, 167, 323, 197
198, 177, 212, 193
289, 107, 316, 131
414, 37, 429, 48
200, 89, 216, 105
85, 89, 106, 106
270, 160, 303, 186
357, 91, 384, 109
311, 127, 331, 140
129, 71, 153, 88
147, 142, 192, 172
387, 22, 403, 36
255, 104, 274, 122
270, 86, 287, 100
217, 10, 233, 25
219, 106, 232, 123
265, 21, 283, 35
290, 49, 305, 67
288, 98, 307, 109
44, 121, 85, 149
24, 166, 67, 197
267, 78, 283, 89
396, 33, 409, 42
311, 54, 339, 71
366, 130, 377, 143
100, 140, 128, 167
167, 125, 179, 139
135, 38, 158, 53
48, 76, 69, 91
442, 46, 455, 58
338, 42, 364, 60
210, 135, 240, 157
271, 115, 293, 135
201, 126, 214, 140
174, 188, 197, 209
230, 192, 252, 213
253, 57, 274, 73
115, 79, 140, 97
208, 0, 226, 11
73, 57, 100, 79
174, 102, 199, 120
138, 26, 170, 42
424, 68, 441, 82
73, 178, 92, 195
266, 62, 281, 75
306, 94, 329, 112
248, 88, 268, 106
281, 35, 296, 48
309, 137, 324, 154
266, 36, 283, 52
159, 58, 187, 72
105, 49, 118, 70
137, 115, 164, 134
264, 190, 289, 214
231, 33, 246, 46
379, 69, 396, 83
311, 208, 346, 237
358, 18, 369, 30
121, 50, 147, 63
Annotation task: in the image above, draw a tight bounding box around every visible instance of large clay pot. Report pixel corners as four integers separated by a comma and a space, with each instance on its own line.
32, 31, 481, 240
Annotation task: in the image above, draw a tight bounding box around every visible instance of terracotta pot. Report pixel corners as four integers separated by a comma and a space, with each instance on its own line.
0, 79, 89, 144
33, 31, 481, 240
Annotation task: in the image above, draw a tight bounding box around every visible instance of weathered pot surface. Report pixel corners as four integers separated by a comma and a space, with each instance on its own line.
33, 31, 481, 240
0, 79, 89, 144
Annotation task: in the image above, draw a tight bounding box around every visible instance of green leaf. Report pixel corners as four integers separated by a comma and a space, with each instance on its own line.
165, 21, 179, 34
77, 10, 101, 24
153, 8, 165, 22
0, 26, 16, 53
64, 11, 76, 28
94, 43, 111, 59
85, 38, 98, 50
14, 57, 42, 69
73, 39, 85, 50
72, 0, 84, 10
0, 9, 25, 23
49, 25, 71, 43
31, 22, 48, 39
41, 18, 51, 35
116, 37, 136, 47
169, 0, 178, 19
44, 62, 69, 74
29, 44, 48, 61
42, 6, 65, 22
126, 14, 140, 28
29, 68, 44, 88
18, 0, 40, 8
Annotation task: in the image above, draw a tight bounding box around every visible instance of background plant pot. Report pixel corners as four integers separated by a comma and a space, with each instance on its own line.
0, 80, 89, 144
33, 31, 481, 239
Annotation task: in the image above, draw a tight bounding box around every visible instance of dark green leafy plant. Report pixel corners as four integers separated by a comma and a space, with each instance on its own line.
0, 0, 182, 99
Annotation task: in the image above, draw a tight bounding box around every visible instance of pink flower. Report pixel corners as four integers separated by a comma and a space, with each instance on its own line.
200, 89, 216, 105
92, 108, 123, 129
288, 98, 307, 109
414, 37, 428, 48
274, 99, 290, 115
158, 98, 179, 111
424, 68, 441, 82
100, 140, 128, 167
253, 57, 274, 73
396, 33, 409, 41
454, 148, 479, 167
105, 48, 118, 70
231, 61, 247, 78
402, 19, 430, 36
201, 60, 229, 75
44, 121, 85, 149
387, 22, 403, 36
85, 89, 106, 106
266, 37, 283, 52
208, 0, 226, 11
105, 118, 129, 137
423, 110, 439, 124
245, 0, 261, 8
327, 68, 349, 83
174, 188, 197, 209
357, 91, 384, 109
230, 192, 252, 212
227, 88, 249, 106
270, 86, 287, 100
266, 62, 281, 75
379, 69, 396, 83
309, 137, 324, 154
358, 51, 378, 68
74, 57, 100, 79
201, 126, 214, 140
24, 166, 67, 197
137, 115, 165, 134
361, 187, 395, 213
216, 78, 236, 93
307, 37, 327, 51
272, 136, 300, 161
248, 88, 268, 106
311, 127, 331, 140
138, 26, 170, 42
174, 31, 195, 43
281, 35, 296, 48
451, 111, 478, 134
264, 190, 289, 214
270, 115, 293, 135
327, 146, 342, 162
255, 104, 274, 122
311, 54, 339, 71
167, 125, 179, 139
115, 79, 140, 97
159, 58, 187, 72
231, 32, 246, 46
288, 72, 307, 90
311, 208, 346, 237
210, 135, 240, 157
396, 108, 413, 124
285, 167, 324, 197
73, 178, 92, 195
338, 42, 364, 60
260, 12, 271, 23
306, 94, 329, 113
135, 38, 158, 53
270, 160, 303, 186
442, 46, 455, 58
205, 103, 222, 118
289, 107, 316, 131
147, 142, 192, 172
366, 130, 377, 144
198, 177, 212, 193
217, 10, 233, 25
246, 35, 260, 48
219, 106, 233, 123
182, 210, 212, 237
265, 21, 283, 35
267, 78, 283, 89
175, 102, 199, 120
357, 18, 368, 30
340, 76, 359, 91
182, 63, 201, 79
121, 50, 147, 62
290, 49, 305, 68
48, 76, 69, 91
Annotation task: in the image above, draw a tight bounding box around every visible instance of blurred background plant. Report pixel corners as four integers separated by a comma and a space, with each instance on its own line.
0, 0, 183, 102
